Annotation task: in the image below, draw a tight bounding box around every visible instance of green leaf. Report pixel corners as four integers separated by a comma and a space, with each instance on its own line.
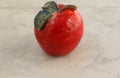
34, 1, 59, 30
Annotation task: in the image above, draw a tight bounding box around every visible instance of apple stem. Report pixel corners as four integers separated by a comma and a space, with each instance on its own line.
59, 5, 77, 13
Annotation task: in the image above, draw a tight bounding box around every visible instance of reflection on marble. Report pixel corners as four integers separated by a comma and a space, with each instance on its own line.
0, 0, 120, 78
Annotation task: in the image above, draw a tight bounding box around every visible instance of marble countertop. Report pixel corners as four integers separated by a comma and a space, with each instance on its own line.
0, 0, 120, 78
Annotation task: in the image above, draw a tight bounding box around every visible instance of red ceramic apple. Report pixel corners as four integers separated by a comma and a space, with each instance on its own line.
34, 1, 83, 56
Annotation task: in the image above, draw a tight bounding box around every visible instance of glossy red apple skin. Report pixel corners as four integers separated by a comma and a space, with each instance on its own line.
34, 4, 83, 56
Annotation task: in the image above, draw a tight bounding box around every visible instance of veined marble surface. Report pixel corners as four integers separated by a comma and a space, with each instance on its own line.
0, 0, 120, 78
